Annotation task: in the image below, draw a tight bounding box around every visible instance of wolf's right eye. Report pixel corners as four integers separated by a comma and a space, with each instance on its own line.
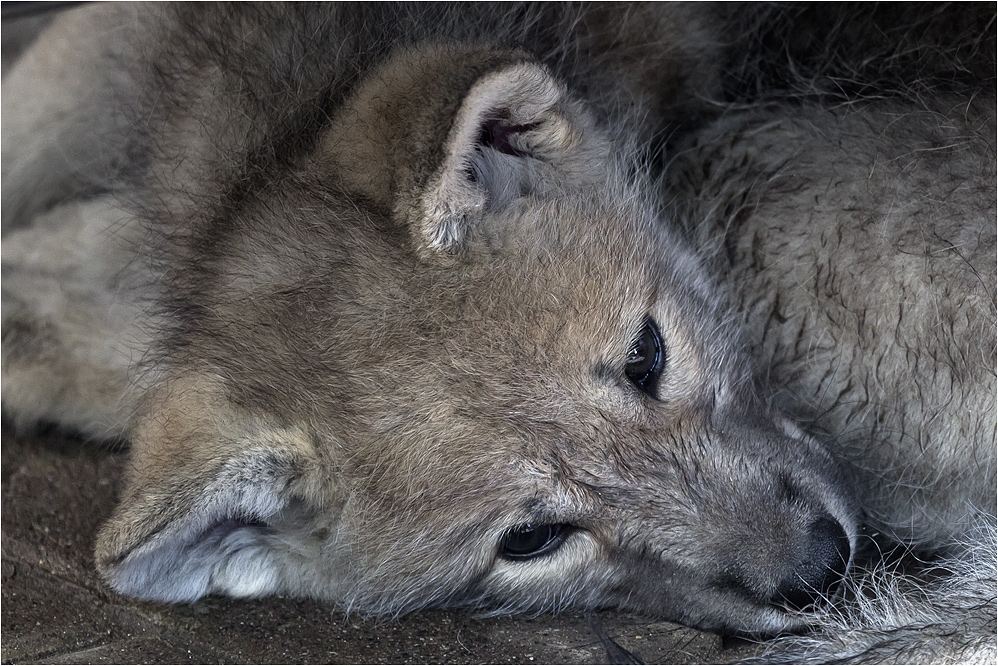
499, 524, 569, 560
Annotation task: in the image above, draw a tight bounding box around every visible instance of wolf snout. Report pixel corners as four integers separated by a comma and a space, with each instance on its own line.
772, 514, 851, 610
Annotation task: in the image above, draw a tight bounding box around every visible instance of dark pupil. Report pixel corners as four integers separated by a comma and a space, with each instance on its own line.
625, 318, 664, 397
500, 524, 562, 560
628, 329, 656, 375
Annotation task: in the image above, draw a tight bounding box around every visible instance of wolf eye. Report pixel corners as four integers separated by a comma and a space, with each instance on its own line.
625, 318, 665, 398
500, 524, 568, 560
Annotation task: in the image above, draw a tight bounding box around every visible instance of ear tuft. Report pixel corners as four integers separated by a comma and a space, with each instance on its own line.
94, 381, 323, 603
322, 46, 609, 259
96, 446, 302, 602
415, 62, 590, 254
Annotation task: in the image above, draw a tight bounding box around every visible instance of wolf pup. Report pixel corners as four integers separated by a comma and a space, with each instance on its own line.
2, 3, 859, 638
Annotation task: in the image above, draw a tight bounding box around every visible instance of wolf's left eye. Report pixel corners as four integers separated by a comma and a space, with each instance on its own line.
499, 524, 569, 560
625, 318, 665, 398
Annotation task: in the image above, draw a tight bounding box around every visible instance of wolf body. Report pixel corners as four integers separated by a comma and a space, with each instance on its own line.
668, 95, 997, 662
2, 2, 994, 662
664, 9, 998, 657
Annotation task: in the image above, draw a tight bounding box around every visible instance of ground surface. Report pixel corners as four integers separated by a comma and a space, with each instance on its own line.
1, 423, 759, 665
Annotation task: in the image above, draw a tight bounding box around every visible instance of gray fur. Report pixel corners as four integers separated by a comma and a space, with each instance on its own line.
668, 97, 996, 549
666, 62, 997, 664
2, 2, 994, 663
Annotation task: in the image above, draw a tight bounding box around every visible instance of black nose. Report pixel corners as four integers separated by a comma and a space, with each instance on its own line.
774, 515, 851, 610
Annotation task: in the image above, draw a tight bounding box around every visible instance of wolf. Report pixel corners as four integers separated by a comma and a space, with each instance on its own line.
1, 2, 994, 662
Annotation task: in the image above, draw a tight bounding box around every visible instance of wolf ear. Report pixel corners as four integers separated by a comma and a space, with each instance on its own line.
95, 383, 321, 602
324, 48, 609, 256
403, 60, 609, 253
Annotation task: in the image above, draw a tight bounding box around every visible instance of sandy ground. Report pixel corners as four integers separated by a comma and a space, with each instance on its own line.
1, 422, 760, 664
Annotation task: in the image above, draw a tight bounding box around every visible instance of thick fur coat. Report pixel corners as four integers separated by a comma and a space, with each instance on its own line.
2, 3, 994, 663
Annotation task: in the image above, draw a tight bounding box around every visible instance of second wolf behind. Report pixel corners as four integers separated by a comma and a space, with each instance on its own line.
666, 4, 997, 660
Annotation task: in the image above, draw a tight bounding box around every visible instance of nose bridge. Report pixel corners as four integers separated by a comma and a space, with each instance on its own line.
614, 418, 859, 607
710, 421, 859, 543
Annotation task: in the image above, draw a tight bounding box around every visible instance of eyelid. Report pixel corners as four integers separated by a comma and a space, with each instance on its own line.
499, 523, 575, 561
626, 317, 648, 355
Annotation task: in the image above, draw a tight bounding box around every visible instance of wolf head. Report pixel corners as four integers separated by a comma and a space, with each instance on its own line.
96, 45, 858, 635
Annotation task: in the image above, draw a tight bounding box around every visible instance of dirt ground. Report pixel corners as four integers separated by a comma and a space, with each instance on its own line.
1, 423, 762, 665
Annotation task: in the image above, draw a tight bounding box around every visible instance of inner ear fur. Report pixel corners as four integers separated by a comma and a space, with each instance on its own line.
321, 44, 610, 257
95, 375, 325, 602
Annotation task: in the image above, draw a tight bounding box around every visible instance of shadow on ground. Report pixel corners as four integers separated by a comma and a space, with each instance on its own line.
2, 423, 759, 664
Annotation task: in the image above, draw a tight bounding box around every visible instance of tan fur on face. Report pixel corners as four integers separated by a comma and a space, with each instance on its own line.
5, 2, 865, 639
